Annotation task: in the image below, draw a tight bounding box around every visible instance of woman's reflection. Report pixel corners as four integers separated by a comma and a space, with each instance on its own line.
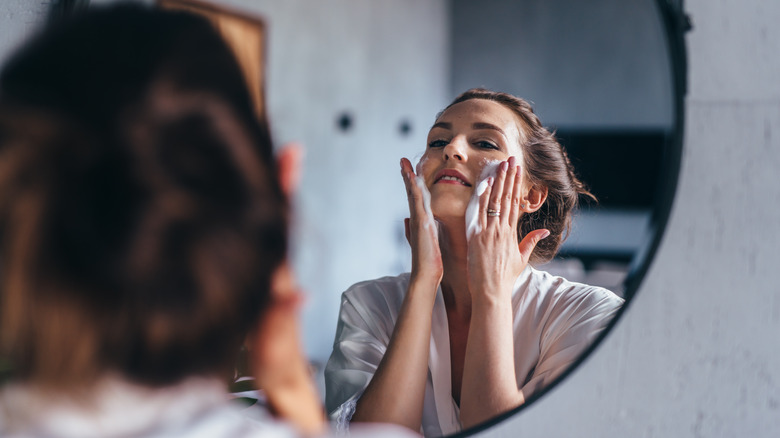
324, 89, 624, 436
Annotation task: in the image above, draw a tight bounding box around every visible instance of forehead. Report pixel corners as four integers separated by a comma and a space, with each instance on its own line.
433, 99, 525, 140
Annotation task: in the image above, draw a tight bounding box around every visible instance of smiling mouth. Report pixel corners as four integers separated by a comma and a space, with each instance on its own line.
435, 175, 472, 186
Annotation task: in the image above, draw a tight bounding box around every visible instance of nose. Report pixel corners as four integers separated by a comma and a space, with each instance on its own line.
442, 136, 467, 162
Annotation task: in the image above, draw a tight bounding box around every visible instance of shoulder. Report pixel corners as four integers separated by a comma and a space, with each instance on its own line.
0, 381, 299, 438
523, 267, 624, 321
340, 273, 411, 310
333, 273, 412, 338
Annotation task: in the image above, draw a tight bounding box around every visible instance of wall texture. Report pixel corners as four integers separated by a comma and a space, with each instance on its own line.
0, 0, 45, 65
478, 0, 780, 436
451, 0, 672, 130
218, 0, 450, 364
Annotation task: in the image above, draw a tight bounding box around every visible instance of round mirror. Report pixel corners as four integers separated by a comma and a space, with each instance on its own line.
237, 0, 686, 434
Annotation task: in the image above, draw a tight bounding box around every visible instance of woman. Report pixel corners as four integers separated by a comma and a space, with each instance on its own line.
0, 5, 327, 437
325, 89, 624, 436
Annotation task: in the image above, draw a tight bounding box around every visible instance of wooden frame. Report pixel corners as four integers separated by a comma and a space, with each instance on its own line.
157, 0, 267, 121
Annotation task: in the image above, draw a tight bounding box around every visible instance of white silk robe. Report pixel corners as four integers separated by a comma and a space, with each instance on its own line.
325, 266, 624, 437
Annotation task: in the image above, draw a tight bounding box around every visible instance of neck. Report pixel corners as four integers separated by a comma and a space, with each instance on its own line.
437, 218, 471, 320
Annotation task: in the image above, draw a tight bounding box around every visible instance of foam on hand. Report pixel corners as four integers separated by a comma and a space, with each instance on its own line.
414, 175, 435, 229
465, 159, 501, 241
412, 156, 436, 229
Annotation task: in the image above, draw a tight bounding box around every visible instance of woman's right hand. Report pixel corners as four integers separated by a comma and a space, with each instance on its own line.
400, 157, 443, 286
350, 160, 441, 430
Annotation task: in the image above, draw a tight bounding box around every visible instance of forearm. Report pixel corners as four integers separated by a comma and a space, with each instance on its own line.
351, 276, 437, 431
459, 295, 523, 429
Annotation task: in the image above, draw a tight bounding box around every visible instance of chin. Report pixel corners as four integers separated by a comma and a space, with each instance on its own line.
430, 197, 468, 222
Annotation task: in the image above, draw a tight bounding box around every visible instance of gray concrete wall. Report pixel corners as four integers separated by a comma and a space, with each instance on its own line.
451, 0, 673, 130
478, 0, 780, 436
0, 1, 46, 66
217, 0, 450, 364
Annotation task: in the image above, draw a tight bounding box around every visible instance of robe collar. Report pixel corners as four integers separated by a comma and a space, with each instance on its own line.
426, 266, 533, 435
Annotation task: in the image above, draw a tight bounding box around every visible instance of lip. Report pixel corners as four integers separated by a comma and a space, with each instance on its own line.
433, 169, 472, 187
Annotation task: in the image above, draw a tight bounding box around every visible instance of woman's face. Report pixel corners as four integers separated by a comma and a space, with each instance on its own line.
419, 98, 526, 221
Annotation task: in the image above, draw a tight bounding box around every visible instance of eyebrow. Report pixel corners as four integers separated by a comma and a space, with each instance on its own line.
431, 122, 452, 130
472, 122, 506, 136
430, 121, 506, 137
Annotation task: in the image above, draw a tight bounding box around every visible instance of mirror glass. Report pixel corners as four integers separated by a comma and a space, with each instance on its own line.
171, 0, 680, 433
448, 0, 673, 298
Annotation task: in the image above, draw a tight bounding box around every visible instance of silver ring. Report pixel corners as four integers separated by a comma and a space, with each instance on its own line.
487, 208, 500, 217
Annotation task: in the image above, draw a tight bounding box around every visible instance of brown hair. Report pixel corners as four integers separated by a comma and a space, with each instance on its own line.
0, 5, 287, 389
443, 88, 595, 264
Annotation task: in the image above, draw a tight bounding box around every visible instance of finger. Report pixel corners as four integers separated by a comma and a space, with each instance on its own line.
277, 142, 304, 197
477, 176, 493, 229
415, 175, 435, 229
501, 156, 519, 226
400, 158, 430, 229
404, 217, 411, 245
488, 160, 509, 221
518, 229, 551, 262
507, 158, 523, 228
400, 157, 415, 190
400, 157, 417, 211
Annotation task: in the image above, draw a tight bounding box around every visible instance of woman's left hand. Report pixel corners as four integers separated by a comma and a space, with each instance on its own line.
466, 156, 549, 303
460, 156, 549, 427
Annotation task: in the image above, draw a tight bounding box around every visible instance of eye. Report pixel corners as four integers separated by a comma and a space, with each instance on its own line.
428, 139, 448, 148
475, 140, 499, 150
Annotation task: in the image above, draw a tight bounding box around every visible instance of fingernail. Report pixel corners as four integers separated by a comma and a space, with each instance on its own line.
542, 230, 551, 239
488, 177, 494, 186
508, 156, 516, 167
501, 161, 509, 172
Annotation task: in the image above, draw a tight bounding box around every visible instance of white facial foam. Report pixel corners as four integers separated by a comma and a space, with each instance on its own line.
465, 159, 501, 241
411, 156, 436, 229
414, 155, 428, 177
414, 175, 435, 229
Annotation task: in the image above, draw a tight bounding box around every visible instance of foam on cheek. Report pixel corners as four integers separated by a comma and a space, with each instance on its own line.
465, 159, 501, 241
415, 155, 428, 176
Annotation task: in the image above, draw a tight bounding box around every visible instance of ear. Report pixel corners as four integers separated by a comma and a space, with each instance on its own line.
276, 142, 304, 197
522, 185, 548, 213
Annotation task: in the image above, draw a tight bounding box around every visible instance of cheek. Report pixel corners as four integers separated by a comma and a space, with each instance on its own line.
474, 158, 503, 183
416, 154, 436, 180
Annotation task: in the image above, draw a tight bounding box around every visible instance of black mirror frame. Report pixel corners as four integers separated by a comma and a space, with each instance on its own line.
451, 1, 690, 436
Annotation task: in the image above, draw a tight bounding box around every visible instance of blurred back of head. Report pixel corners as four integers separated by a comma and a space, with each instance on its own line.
0, 4, 287, 389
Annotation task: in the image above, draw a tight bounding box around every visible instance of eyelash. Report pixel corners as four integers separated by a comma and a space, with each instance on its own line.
427, 139, 499, 151
476, 141, 499, 150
